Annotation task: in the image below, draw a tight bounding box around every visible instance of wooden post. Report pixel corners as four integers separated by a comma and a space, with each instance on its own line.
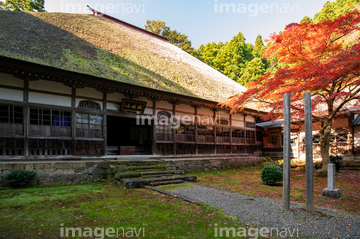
23, 79, 29, 157
173, 102, 176, 155
152, 99, 157, 155
71, 87, 76, 156
195, 106, 198, 154
283, 93, 291, 210
102, 92, 107, 156
213, 108, 217, 154
304, 92, 314, 211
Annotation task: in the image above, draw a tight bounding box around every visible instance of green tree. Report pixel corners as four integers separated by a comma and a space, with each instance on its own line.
300, 16, 313, 23
144, 20, 169, 35
313, 0, 360, 23
202, 42, 223, 67
238, 58, 266, 86
195, 44, 205, 61
214, 32, 253, 81
0, 0, 45, 11
252, 35, 266, 58
145, 20, 195, 55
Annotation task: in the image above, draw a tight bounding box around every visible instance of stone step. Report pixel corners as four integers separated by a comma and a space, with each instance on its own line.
115, 170, 185, 180
113, 165, 177, 172
120, 175, 196, 188
142, 174, 175, 178
149, 180, 184, 186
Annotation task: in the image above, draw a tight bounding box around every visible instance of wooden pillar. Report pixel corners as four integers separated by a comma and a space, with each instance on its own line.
349, 115, 355, 157
213, 108, 217, 154
283, 93, 291, 210
173, 102, 176, 155
244, 113, 247, 154
23, 79, 29, 157
71, 87, 76, 156
195, 106, 198, 154
152, 99, 157, 155
102, 92, 107, 156
229, 113, 232, 154
304, 92, 314, 211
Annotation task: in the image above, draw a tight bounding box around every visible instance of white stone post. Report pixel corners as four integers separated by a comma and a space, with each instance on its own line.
322, 164, 341, 198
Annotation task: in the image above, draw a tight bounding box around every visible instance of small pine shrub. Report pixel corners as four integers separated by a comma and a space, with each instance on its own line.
5, 170, 37, 188
329, 155, 344, 172
314, 155, 344, 172
261, 164, 283, 186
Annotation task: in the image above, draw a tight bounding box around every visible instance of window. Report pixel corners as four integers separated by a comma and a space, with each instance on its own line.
78, 100, 101, 110
313, 135, 320, 144
246, 130, 255, 139
336, 134, 348, 142
30, 108, 71, 127
76, 113, 103, 138
232, 129, 245, 138
0, 105, 23, 124
176, 124, 195, 142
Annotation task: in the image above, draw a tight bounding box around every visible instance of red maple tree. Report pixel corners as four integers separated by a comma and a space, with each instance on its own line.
222, 10, 360, 173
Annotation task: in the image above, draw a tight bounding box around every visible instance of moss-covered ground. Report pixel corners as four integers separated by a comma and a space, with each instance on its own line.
0, 181, 251, 239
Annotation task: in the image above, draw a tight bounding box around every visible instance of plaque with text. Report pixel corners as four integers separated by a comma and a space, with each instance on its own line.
120, 99, 147, 113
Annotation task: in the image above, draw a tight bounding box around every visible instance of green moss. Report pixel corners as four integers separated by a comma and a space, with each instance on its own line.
0, 182, 250, 238
157, 183, 194, 191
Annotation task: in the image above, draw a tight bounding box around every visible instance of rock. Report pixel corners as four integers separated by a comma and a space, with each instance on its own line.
322, 188, 341, 198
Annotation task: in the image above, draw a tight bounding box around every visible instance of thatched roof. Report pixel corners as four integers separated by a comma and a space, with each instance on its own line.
0, 11, 247, 103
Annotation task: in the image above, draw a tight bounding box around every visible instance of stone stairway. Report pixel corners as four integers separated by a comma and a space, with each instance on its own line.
345, 159, 360, 170
110, 160, 196, 188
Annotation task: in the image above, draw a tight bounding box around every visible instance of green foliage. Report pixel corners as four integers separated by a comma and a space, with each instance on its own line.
145, 20, 195, 55
214, 32, 254, 81
314, 155, 344, 172
300, 16, 313, 23
252, 35, 266, 58
261, 164, 283, 185
238, 57, 266, 86
201, 42, 223, 67
5, 170, 37, 188
0, 0, 45, 12
330, 155, 344, 172
313, 0, 360, 23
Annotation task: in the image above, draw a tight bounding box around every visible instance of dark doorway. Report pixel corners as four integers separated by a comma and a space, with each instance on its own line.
107, 116, 153, 155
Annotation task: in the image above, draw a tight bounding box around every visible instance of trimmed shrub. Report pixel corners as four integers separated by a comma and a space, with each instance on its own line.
261, 164, 283, 185
314, 155, 344, 172
329, 155, 344, 172
5, 170, 37, 188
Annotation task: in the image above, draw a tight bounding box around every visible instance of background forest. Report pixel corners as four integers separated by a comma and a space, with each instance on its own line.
145, 0, 360, 87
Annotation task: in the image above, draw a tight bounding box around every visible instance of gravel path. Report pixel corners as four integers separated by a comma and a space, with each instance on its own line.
147, 183, 360, 239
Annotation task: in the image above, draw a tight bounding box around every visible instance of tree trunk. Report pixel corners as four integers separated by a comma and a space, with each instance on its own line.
317, 121, 332, 176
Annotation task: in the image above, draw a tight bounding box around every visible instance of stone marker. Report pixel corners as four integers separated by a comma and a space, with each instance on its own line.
322, 164, 341, 198
283, 93, 291, 210
304, 92, 314, 211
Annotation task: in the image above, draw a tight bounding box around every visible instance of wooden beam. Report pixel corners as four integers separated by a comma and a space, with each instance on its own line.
103, 92, 107, 156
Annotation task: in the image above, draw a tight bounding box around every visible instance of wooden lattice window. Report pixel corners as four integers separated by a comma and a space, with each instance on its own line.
336, 134, 348, 142
30, 108, 71, 127
78, 100, 101, 110
0, 105, 23, 124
